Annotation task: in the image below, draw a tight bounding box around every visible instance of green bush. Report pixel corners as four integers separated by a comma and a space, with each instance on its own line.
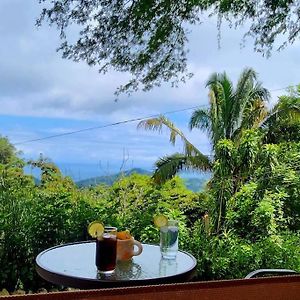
185, 222, 300, 280
0, 149, 299, 292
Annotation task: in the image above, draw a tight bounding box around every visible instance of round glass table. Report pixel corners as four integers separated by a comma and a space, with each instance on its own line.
36, 241, 197, 289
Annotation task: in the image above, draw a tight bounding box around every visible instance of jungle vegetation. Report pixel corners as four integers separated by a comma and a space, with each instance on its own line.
0, 79, 299, 293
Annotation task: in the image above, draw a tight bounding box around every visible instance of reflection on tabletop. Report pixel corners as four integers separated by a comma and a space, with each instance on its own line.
97, 260, 142, 280
159, 258, 178, 277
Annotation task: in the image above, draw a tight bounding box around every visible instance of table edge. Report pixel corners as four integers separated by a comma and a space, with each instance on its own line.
36, 241, 197, 288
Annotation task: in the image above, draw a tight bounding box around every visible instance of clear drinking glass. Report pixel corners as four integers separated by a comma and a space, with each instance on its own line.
95, 226, 117, 273
160, 220, 178, 259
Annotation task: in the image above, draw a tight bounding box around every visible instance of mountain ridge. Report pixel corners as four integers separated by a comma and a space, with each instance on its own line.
76, 168, 151, 187
76, 168, 210, 192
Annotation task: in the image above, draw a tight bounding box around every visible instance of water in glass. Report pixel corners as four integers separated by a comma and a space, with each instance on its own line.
160, 220, 178, 259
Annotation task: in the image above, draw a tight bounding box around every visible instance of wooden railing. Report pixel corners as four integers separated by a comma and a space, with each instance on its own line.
2, 275, 300, 300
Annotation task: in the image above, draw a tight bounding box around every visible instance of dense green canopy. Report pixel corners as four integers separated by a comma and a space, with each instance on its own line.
38, 0, 300, 93
0, 136, 18, 164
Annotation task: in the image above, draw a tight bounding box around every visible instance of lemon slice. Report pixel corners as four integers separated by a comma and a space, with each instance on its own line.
153, 215, 168, 228
88, 221, 104, 238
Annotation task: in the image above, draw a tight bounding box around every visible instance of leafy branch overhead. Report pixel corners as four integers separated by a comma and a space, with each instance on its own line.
37, 0, 300, 94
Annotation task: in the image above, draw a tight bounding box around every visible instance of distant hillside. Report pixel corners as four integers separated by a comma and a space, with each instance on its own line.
76, 168, 151, 187
76, 168, 211, 192
183, 177, 209, 192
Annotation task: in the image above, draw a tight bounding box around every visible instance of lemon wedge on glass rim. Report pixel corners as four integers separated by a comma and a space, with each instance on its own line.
153, 215, 168, 228
87, 221, 104, 238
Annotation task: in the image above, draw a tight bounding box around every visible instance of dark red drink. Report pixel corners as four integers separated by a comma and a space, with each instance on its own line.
96, 230, 117, 273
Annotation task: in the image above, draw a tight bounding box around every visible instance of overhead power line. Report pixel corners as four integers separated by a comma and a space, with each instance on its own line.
13, 104, 208, 146
270, 86, 296, 92
12, 84, 298, 146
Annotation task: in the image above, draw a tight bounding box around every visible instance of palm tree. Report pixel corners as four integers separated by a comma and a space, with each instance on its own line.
139, 69, 299, 232
138, 68, 270, 183
189, 68, 270, 149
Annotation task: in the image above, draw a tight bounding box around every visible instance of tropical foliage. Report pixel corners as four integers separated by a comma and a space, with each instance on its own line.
0, 143, 299, 292
262, 85, 300, 143
0, 148, 206, 292
0, 135, 20, 164
138, 71, 300, 231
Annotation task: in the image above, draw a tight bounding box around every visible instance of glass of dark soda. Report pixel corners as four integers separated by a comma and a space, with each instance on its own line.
95, 226, 117, 273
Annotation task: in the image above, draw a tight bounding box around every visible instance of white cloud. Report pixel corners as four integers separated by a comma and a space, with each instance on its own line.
0, 1, 299, 177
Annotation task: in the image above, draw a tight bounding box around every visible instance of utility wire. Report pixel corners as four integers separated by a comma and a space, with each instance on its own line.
13, 104, 208, 146
12, 84, 298, 146
269, 85, 297, 92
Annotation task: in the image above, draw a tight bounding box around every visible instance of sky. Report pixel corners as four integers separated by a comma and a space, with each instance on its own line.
0, 1, 299, 180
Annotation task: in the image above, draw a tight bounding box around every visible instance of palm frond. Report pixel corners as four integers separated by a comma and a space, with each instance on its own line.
152, 153, 212, 184
241, 98, 268, 128
250, 83, 270, 102
218, 74, 234, 138
232, 68, 257, 128
185, 153, 212, 171
137, 116, 165, 133
152, 153, 187, 184
206, 72, 233, 145
235, 68, 257, 102
232, 69, 270, 136
232, 99, 268, 140
138, 115, 201, 156
205, 72, 220, 88
189, 108, 211, 131
138, 115, 177, 144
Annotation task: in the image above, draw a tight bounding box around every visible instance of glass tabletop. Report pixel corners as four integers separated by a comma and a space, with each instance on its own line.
36, 241, 197, 288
